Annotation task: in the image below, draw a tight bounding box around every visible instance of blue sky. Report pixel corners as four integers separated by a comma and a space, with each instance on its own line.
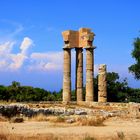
0, 0, 140, 91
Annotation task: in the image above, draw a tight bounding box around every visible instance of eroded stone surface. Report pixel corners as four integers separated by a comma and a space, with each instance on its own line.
75, 48, 83, 102
63, 48, 71, 103
62, 28, 95, 103
98, 64, 107, 103
86, 48, 94, 102
62, 28, 95, 48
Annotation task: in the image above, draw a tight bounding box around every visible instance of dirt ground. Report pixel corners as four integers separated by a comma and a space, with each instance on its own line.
0, 117, 140, 140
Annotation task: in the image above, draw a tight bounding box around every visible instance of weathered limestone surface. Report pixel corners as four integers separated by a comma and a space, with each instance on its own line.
86, 48, 94, 102
129, 103, 140, 118
62, 28, 95, 103
62, 28, 95, 49
62, 30, 79, 48
79, 28, 95, 48
98, 64, 107, 103
75, 48, 83, 102
63, 48, 71, 103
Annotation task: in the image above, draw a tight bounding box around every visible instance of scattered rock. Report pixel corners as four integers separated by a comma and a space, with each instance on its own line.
66, 118, 75, 123
10, 117, 24, 123
75, 110, 87, 115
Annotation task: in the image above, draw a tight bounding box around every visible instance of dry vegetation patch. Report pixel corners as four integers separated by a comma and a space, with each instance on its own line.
0, 115, 8, 122
76, 115, 106, 126
47, 115, 65, 123
28, 113, 48, 122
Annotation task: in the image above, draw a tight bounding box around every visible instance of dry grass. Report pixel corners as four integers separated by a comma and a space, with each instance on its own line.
48, 116, 65, 123
27, 113, 106, 126
76, 116, 105, 126
0, 126, 11, 140
0, 126, 58, 140
0, 115, 8, 122
29, 113, 48, 122
116, 131, 125, 140
0, 125, 136, 140
28, 114, 66, 123
0, 133, 59, 140
83, 135, 96, 140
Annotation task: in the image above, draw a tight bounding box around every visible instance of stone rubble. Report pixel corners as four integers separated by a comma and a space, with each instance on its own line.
0, 103, 131, 118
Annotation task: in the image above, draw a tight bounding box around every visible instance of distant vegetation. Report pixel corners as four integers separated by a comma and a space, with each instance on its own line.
0, 72, 140, 103
0, 81, 62, 102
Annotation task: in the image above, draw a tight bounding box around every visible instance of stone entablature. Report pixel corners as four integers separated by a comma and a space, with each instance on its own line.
62, 28, 95, 49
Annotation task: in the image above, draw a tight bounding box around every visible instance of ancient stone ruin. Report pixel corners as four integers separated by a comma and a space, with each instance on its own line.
62, 28, 107, 104
62, 28, 95, 103
98, 64, 107, 103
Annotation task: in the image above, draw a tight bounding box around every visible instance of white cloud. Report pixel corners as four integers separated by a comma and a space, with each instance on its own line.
31, 52, 63, 62
20, 37, 33, 55
0, 37, 63, 72
0, 37, 33, 71
29, 52, 63, 71
44, 62, 61, 70
30, 53, 48, 60
0, 41, 14, 55
9, 53, 27, 70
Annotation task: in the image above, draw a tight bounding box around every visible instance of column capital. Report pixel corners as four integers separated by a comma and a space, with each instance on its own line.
85, 46, 96, 50
63, 47, 71, 50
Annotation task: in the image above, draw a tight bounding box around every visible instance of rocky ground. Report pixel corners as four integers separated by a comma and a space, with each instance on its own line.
0, 102, 140, 140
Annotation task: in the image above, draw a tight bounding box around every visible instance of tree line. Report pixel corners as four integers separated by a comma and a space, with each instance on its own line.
0, 72, 140, 103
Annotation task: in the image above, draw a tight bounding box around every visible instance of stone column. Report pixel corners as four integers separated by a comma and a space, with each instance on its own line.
63, 48, 71, 103
98, 64, 107, 103
75, 48, 83, 102
85, 48, 94, 102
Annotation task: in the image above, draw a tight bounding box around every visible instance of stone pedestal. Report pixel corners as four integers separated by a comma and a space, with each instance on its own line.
98, 64, 107, 103
85, 48, 94, 102
75, 48, 83, 102
63, 48, 71, 103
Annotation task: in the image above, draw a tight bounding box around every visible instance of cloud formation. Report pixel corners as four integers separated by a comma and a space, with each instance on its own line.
20, 37, 33, 55
0, 38, 63, 72
29, 52, 63, 71
0, 37, 99, 73
0, 37, 33, 71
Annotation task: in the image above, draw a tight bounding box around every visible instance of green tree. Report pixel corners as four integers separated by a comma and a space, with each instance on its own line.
8, 81, 21, 101
0, 85, 9, 101
129, 36, 140, 79
106, 72, 128, 102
